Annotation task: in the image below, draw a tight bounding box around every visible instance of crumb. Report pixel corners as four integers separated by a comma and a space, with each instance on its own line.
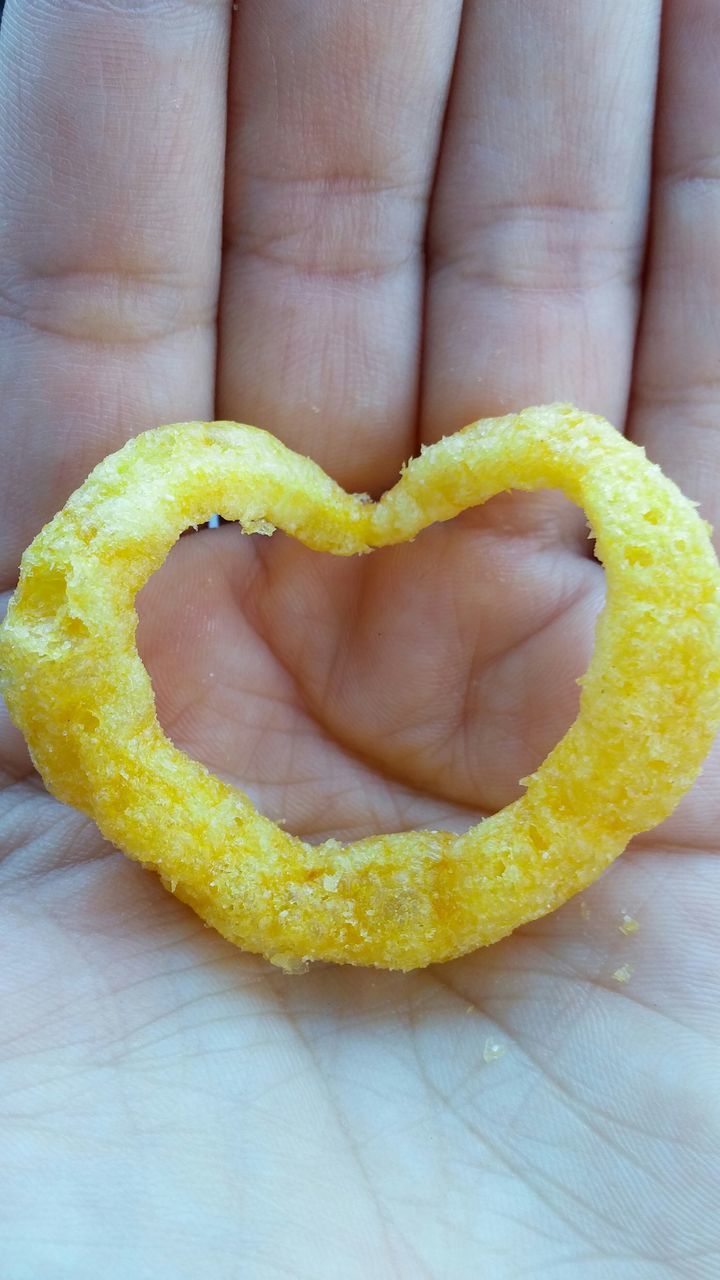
483, 1037, 506, 1063
611, 964, 634, 984
619, 913, 639, 935
271, 953, 309, 975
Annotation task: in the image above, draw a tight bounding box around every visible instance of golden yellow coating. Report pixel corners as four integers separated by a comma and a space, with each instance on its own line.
1, 405, 719, 971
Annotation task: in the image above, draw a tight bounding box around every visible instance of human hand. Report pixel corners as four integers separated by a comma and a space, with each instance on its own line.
1, 2, 718, 1275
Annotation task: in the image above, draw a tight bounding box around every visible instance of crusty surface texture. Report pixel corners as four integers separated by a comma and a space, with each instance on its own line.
1, 404, 719, 971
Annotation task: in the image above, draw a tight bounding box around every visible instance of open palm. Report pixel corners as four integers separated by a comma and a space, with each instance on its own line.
1, 3, 719, 1276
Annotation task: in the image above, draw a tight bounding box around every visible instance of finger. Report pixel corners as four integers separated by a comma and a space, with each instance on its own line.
218, 0, 462, 495
422, 1, 660, 461
0, 0, 231, 585
629, 0, 720, 540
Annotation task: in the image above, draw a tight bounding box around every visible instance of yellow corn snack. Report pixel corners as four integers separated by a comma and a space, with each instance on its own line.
1, 404, 719, 970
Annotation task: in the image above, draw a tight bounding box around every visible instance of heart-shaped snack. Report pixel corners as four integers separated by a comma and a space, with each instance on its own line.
1, 404, 719, 971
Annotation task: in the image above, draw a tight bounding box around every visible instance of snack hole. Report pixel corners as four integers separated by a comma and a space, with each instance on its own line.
624, 545, 653, 568
18, 565, 67, 620
527, 824, 545, 851
134, 491, 598, 843
74, 707, 99, 733
65, 615, 90, 640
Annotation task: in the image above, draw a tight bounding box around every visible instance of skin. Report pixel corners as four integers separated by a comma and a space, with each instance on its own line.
0, 1, 718, 1275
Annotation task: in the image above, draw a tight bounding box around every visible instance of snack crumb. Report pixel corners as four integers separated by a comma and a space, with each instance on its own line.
483, 1036, 506, 1063
271, 953, 309, 975
611, 964, 634, 984
619, 913, 639, 935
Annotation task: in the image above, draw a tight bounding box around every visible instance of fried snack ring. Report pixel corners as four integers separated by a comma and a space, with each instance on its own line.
1, 404, 720, 971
